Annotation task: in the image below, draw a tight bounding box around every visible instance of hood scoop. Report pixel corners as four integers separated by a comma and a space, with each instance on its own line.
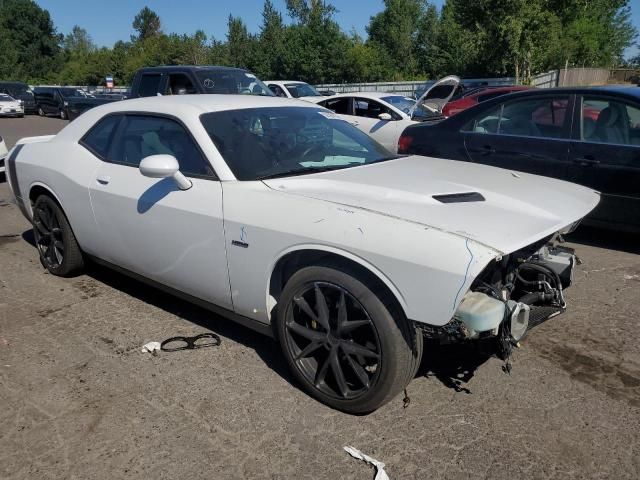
432, 192, 485, 204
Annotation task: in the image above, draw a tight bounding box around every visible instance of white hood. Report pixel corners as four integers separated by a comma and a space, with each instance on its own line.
263, 156, 600, 254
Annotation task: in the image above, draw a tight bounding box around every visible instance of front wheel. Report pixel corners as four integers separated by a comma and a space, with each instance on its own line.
59, 109, 67, 120
32, 195, 84, 276
37, 106, 45, 116
276, 265, 422, 414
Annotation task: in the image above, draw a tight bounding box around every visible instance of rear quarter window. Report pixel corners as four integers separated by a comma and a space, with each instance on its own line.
80, 115, 121, 159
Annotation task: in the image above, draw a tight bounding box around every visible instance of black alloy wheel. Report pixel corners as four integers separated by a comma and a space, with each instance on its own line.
33, 199, 64, 269
284, 281, 381, 400
277, 265, 421, 413
32, 195, 84, 276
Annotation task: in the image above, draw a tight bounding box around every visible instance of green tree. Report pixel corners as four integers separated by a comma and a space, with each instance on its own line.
63, 26, 96, 56
0, 0, 62, 81
254, 0, 286, 78
226, 15, 255, 69
132, 6, 162, 41
367, 0, 424, 77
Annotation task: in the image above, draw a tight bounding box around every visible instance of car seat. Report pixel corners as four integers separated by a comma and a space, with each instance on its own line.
595, 105, 629, 144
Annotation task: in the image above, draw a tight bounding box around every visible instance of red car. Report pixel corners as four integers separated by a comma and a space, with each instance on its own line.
442, 86, 533, 117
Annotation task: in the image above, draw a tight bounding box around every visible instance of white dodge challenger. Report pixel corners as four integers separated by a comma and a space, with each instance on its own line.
6, 95, 599, 413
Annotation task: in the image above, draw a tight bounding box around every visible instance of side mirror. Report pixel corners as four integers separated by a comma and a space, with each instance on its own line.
378, 112, 393, 121
139, 154, 192, 190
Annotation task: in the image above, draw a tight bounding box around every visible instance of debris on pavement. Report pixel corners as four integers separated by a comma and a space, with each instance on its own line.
141, 341, 161, 355
160, 333, 221, 352
344, 446, 390, 480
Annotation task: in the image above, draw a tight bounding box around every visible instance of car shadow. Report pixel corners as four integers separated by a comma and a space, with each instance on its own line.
566, 225, 640, 255
137, 177, 179, 214
417, 340, 495, 394
21, 228, 295, 387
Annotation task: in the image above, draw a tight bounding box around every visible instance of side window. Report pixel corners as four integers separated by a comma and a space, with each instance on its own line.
354, 98, 396, 120
268, 85, 287, 97
464, 105, 503, 134
110, 115, 213, 176
581, 96, 640, 146
323, 97, 351, 115
166, 74, 196, 95
80, 115, 121, 159
498, 97, 569, 138
138, 74, 163, 97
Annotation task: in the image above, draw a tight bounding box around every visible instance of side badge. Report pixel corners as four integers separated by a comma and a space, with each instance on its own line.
232, 226, 249, 248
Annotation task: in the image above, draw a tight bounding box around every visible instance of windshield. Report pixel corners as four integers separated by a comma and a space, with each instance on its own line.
60, 88, 84, 98
285, 83, 322, 98
0, 94, 16, 102
201, 107, 396, 180
195, 70, 273, 96
381, 95, 439, 120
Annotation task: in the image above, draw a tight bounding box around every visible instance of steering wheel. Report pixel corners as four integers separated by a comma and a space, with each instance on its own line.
300, 143, 324, 159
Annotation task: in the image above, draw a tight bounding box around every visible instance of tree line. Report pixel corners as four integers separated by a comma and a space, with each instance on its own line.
0, 0, 637, 87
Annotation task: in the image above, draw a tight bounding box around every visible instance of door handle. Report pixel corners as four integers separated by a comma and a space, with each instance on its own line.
96, 175, 111, 185
477, 145, 495, 155
572, 156, 600, 166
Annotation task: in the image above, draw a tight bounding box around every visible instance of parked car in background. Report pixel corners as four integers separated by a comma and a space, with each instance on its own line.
0, 135, 7, 174
265, 81, 325, 101
399, 86, 640, 232
0, 81, 36, 114
314, 91, 442, 152
65, 65, 273, 121
6, 94, 598, 413
33, 86, 90, 119
0, 93, 24, 117
442, 85, 533, 117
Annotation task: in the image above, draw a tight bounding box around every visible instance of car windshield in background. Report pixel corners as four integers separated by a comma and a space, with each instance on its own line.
201, 107, 396, 180
381, 95, 437, 120
195, 70, 273, 96
285, 83, 322, 98
60, 88, 84, 98
0, 94, 15, 101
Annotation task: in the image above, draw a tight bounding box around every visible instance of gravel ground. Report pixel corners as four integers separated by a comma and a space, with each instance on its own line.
0, 117, 639, 479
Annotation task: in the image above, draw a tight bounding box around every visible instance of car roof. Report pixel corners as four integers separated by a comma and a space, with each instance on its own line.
88, 94, 322, 116
137, 65, 249, 73
266, 80, 308, 85
488, 85, 640, 100
324, 91, 410, 100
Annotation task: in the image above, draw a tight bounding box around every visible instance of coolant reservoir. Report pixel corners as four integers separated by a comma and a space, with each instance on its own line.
455, 291, 505, 338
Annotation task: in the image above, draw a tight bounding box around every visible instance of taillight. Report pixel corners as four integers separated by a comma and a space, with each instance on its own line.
398, 133, 413, 154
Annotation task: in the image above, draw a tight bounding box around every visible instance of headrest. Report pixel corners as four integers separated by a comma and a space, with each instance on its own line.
598, 106, 619, 127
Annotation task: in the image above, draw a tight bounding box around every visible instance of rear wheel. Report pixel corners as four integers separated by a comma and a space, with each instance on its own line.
32, 195, 84, 276
276, 265, 422, 413
37, 106, 45, 117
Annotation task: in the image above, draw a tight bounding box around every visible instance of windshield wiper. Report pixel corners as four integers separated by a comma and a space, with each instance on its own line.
257, 165, 351, 180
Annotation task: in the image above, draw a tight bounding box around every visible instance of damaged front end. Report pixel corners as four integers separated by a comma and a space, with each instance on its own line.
420, 235, 577, 352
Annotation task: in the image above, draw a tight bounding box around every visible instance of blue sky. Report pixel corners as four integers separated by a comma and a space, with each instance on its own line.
37, 0, 637, 57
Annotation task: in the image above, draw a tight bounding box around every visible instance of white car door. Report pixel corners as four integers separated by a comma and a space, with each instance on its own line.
87, 114, 232, 309
350, 98, 408, 152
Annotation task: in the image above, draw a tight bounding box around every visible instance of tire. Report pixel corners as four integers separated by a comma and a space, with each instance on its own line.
59, 109, 67, 120
32, 195, 84, 276
37, 106, 45, 117
276, 265, 421, 414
